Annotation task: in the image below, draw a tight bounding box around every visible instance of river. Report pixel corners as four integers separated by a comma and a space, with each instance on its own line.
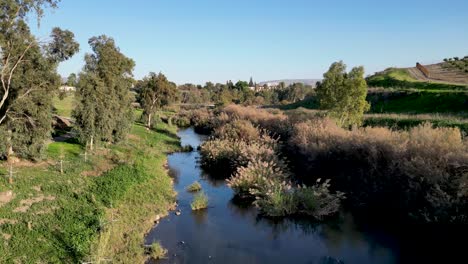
145, 128, 463, 264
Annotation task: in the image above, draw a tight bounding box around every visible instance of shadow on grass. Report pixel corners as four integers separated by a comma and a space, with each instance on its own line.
153, 127, 180, 140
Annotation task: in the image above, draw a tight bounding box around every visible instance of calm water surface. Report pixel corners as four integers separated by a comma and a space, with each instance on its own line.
145, 128, 460, 264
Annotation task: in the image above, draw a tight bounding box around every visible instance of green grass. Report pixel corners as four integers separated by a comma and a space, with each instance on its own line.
186, 181, 202, 192
52, 93, 75, 118
366, 68, 468, 91
369, 91, 468, 115
190, 192, 208, 211
0, 121, 180, 263
364, 113, 468, 135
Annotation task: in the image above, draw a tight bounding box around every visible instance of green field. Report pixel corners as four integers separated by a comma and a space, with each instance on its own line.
52, 94, 75, 118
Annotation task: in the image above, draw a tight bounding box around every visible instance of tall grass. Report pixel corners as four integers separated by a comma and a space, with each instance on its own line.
289, 120, 468, 222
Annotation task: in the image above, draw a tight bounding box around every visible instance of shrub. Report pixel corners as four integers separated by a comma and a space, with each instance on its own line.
221, 104, 290, 137
295, 179, 345, 220
227, 160, 289, 197
288, 120, 468, 222
199, 129, 283, 176
191, 192, 208, 210
213, 119, 260, 142
186, 181, 202, 192
148, 242, 167, 260
252, 180, 297, 217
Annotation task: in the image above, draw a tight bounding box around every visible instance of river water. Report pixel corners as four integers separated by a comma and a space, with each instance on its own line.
145, 128, 462, 264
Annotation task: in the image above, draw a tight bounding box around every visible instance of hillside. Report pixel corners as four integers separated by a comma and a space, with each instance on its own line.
407, 62, 468, 85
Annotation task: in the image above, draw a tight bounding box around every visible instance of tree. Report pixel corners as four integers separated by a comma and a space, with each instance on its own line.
66, 73, 77, 86
73, 35, 134, 150
0, 1, 79, 159
137, 72, 178, 129
316, 61, 370, 127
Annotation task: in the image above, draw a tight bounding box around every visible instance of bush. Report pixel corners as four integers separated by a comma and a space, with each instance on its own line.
213, 119, 260, 142
186, 181, 202, 192
227, 160, 289, 197
191, 192, 208, 210
288, 120, 468, 222
148, 242, 167, 260
200, 136, 282, 176
295, 179, 345, 220
253, 180, 297, 217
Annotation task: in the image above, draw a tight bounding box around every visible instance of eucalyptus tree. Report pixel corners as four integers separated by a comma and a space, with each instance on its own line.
316, 61, 370, 127
73, 36, 135, 150
0, 0, 79, 159
137, 72, 178, 129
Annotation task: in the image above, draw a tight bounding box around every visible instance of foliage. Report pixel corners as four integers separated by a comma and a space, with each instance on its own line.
0, 2, 79, 159
136, 72, 178, 129
186, 181, 202, 192
73, 35, 135, 149
227, 160, 288, 197
316, 61, 370, 127
191, 191, 208, 210
148, 242, 167, 260
289, 120, 468, 222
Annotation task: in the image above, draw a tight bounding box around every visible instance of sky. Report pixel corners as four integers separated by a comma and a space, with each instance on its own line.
30, 0, 468, 84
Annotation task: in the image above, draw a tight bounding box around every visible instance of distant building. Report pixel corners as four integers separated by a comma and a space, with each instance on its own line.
60, 86, 76, 92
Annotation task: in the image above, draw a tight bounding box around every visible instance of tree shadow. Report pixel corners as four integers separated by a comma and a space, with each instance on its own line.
153, 127, 179, 140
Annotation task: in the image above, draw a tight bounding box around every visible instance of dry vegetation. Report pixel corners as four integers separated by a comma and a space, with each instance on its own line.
184, 105, 468, 222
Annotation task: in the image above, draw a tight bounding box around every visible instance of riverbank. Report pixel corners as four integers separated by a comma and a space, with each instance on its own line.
0, 123, 180, 263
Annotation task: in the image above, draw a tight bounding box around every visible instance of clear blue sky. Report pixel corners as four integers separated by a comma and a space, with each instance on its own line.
31, 0, 468, 84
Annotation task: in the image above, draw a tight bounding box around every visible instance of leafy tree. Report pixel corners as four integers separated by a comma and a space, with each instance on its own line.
316, 61, 370, 127
0, 0, 79, 159
66, 73, 77, 86
73, 35, 135, 150
137, 72, 178, 129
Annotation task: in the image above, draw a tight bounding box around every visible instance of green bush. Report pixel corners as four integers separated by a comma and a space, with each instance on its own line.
148, 242, 167, 260
186, 181, 202, 192
191, 192, 208, 210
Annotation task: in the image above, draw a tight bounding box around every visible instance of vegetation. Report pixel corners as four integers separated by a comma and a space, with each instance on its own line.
0, 121, 179, 262
316, 61, 370, 127
179, 79, 314, 107
136, 72, 178, 129
186, 181, 202, 192
191, 192, 208, 210
366, 68, 468, 90
194, 104, 467, 223
0, 0, 79, 160
73, 35, 135, 151
147, 242, 168, 260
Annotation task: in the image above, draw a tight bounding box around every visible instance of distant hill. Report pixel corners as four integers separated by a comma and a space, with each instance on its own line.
367, 57, 468, 89
258, 79, 321, 87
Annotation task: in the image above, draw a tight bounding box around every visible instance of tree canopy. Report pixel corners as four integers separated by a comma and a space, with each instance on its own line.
316, 61, 370, 127
0, 0, 79, 159
137, 72, 178, 129
73, 35, 134, 150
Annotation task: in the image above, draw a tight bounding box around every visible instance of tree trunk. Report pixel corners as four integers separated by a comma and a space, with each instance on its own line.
89, 136, 94, 151
147, 113, 152, 130
6, 129, 14, 161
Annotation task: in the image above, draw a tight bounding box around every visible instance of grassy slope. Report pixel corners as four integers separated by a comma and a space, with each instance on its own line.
366, 68, 468, 91
52, 94, 75, 118
0, 118, 179, 262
